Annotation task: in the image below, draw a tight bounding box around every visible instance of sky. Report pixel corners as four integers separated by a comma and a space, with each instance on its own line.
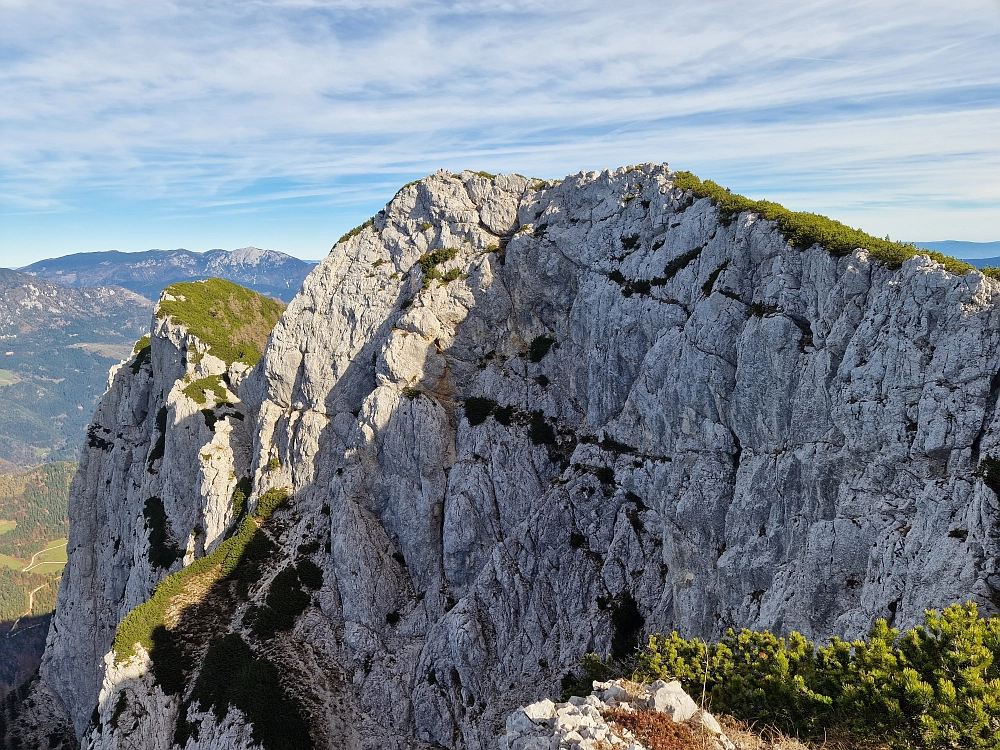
1, 0, 998, 266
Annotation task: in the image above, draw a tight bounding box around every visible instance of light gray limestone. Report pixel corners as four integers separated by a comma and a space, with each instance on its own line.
501, 679, 732, 750
32, 165, 1000, 749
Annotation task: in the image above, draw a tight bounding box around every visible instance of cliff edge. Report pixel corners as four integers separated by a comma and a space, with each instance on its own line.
15, 165, 1000, 750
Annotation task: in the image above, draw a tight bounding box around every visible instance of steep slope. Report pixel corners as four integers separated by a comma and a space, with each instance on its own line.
14, 279, 281, 749
23, 165, 1000, 750
22, 247, 315, 303
0, 270, 152, 464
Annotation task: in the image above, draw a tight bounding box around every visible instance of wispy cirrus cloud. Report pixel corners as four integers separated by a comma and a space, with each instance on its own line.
0, 0, 998, 263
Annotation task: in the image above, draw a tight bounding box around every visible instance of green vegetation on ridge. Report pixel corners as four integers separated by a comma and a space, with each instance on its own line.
156, 278, 284, 367
181, 375, 228, 406
566, 601, 1000, 750
113, 487, 290, 663
672, 171, 975, 275
419, 247, 459, 283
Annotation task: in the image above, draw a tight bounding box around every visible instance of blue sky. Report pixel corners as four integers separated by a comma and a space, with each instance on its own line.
1, 0, 998, 266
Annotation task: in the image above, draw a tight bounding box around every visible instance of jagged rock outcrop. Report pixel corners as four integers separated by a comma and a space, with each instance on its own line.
36, 282, 273, 743
501, 679, 734, 750
19, 165, 1000, 750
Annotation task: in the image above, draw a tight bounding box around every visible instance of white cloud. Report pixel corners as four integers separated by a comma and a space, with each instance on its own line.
0, 0, 998, 253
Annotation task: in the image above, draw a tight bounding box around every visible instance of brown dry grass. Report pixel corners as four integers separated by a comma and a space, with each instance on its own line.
604, 708, 702, 750
717, 716, 888, 750
601, 708, 888, 750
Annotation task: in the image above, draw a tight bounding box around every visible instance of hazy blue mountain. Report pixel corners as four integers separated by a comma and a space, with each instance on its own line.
0, 269, 152, 464
21, 246, 315, 303
912, 240, 1000, 260
959, 256, 1000, 269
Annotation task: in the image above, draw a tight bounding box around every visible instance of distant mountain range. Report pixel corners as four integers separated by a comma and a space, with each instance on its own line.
21, 246, 316, 303
0, 247, 316, 465
911, 240, 1000, 261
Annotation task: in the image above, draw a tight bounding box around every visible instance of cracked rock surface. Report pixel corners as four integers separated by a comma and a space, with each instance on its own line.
25, 165, 1000, 749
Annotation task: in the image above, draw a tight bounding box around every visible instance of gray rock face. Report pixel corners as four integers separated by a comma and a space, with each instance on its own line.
40, 310, 250, 738
33, 165, 1000, 749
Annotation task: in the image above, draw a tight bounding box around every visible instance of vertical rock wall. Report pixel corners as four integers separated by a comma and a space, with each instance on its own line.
41, 312, 252, 738
30, 165, 1000, 750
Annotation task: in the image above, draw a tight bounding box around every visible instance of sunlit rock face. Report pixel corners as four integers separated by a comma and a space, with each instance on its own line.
28, 165, 1000, 750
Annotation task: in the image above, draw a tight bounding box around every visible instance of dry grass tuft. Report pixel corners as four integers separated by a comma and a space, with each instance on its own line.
717, 716, 888, 750
604, 708, 700, 750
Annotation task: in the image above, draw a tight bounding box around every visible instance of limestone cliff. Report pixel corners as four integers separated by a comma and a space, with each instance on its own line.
20, 165, 1000, 750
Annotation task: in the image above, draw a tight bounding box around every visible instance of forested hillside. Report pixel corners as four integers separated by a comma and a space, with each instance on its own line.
0, 269, 151, 464
0, 462, 73, 698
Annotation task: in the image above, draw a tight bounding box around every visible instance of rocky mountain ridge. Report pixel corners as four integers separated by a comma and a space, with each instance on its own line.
10, 164, 1000, 749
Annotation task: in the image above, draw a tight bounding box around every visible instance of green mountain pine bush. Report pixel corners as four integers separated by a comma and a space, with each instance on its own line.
672, 171, 975, 275
565, 602, 1000, 749
156, 278, 284, 367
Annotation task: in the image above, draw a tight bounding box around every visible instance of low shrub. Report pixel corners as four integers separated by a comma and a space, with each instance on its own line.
569, 601, 1000, 749
295, 559, 324, 590
621, 234, 641, 251
230, 477, 251, 530
662, 246, 703, 281
528, 335, 555, 363
561, 653, 618, 700
249, 566, 311, 638
528, 411, 556, 445
464, 397, 497, 426
672, 171, 973, 274
702, 261, 729, 297
494, 405, 514, 426
338, 218, 373, 245
418, 247, 459, 283
182, 375, 228, 406
978, 456, 1000, 496
130, 335, 151, 374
